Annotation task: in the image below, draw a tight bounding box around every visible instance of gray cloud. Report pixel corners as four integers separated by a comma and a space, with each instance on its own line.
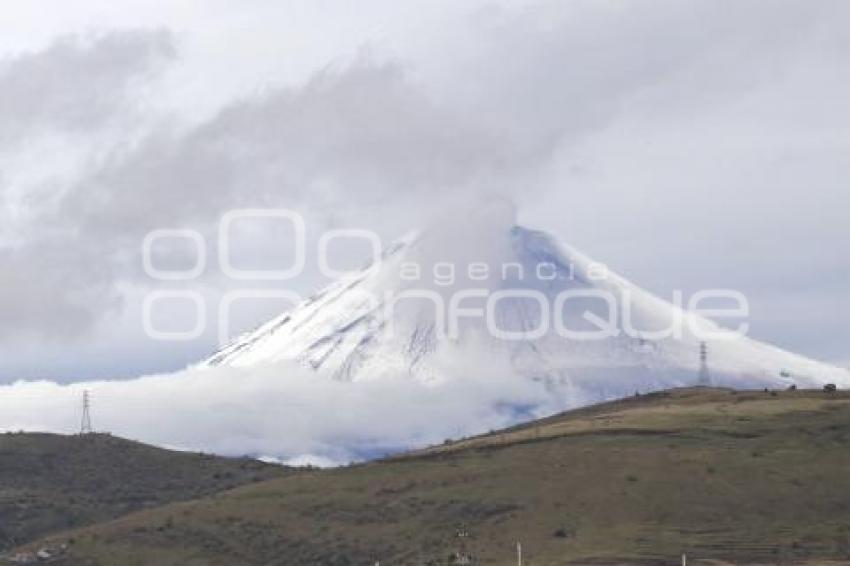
0, 29, 174, 146
0, 53, 542, 356
0, 359, 564, 464
4, 58, 550, 353
62, 62, 534, 241
0, 30, 176, 343
1, 1, 848, 379
433, 0, 832, 147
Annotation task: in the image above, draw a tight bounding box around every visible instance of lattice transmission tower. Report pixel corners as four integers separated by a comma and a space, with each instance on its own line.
79, 390, 93, 434
697, 342, 711, 386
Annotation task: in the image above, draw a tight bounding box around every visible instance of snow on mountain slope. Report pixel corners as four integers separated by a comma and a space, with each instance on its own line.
203, 206, 849, 400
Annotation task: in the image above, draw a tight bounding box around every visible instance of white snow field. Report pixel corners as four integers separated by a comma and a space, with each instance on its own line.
203, 205, 849, 405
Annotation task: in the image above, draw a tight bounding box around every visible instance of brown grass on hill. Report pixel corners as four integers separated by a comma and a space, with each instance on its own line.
13, 387, 850, 565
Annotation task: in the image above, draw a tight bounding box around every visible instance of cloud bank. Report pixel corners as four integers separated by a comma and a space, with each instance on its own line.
0, 360, 565, 466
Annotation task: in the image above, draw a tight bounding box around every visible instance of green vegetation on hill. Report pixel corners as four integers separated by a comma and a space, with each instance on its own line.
13, 388, 850, 565
0, 432, 286, 552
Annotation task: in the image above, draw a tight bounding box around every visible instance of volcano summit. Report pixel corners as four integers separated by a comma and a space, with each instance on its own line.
204, 207, 849, 405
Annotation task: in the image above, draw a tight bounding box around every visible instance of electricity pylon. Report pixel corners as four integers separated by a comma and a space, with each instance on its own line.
697, 342, 711, 386
80, 390, 93, 434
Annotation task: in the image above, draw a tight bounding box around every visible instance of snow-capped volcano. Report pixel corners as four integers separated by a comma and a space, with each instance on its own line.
204, 205, 849, 400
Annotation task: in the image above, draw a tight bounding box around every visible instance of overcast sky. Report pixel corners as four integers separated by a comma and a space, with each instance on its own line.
1, 0, 848, 383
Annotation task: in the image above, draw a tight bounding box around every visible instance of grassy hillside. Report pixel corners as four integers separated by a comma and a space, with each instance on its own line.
16, 388, 850, 565
0, 432, 286, 552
